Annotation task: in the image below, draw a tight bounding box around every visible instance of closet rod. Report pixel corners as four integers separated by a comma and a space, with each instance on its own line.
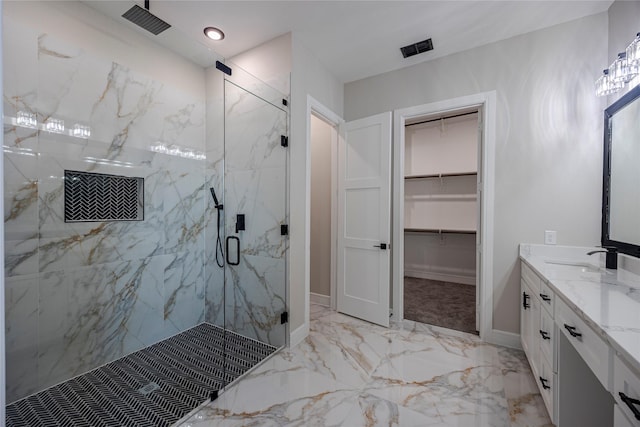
404, 228, 476, 234
405, 111, 477, 128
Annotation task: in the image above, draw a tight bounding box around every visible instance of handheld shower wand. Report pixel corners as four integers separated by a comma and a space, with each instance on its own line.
210, 188, 224, 267
210, 188, 222, 210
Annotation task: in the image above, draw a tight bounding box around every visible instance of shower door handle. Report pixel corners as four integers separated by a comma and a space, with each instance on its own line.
225, 236, 240, 266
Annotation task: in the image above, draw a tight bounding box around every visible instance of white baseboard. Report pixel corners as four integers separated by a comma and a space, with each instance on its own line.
289, 322, 309, 348
404, 268, 475, 286
485, 329, 522, 349
310, 292, 330, 306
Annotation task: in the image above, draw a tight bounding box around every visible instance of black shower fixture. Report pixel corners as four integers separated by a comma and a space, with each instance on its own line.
122, 0, 171, 35
400, 38, 434, 58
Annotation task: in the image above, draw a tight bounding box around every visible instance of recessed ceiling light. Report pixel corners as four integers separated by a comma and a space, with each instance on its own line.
204, 27, 224, 41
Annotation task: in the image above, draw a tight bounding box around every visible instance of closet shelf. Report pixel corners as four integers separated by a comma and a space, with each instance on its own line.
405, 194, 476, 201
404, 228, 476, 234
405, 172, 477, 180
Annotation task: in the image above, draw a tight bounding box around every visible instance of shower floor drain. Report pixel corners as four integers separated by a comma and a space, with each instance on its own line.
138, 382, 160, 395
6, 324, 277, 427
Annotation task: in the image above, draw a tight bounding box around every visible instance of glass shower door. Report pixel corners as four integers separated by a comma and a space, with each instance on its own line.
222, 68, 288, 387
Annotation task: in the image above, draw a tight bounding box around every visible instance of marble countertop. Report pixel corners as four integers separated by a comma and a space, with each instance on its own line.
520, 244, 640, 376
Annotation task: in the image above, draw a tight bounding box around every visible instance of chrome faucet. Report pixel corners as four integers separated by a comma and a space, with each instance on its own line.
587, 246, 618, 270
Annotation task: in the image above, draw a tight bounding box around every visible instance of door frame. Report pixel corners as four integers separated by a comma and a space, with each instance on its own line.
299, 95, 343, 344
392, 91, 496, 342
309, 109, 340, 311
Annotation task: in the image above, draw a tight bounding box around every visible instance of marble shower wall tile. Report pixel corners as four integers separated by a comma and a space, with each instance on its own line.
4, 28, 210, 402
4, 150, 39, 233
4, 149, 39, 277
224, 83, 287, 174
2, 20, 38, 125
4, 275, 39, 402
37, 256, 168, 392
225, 255, 286, 348
164, 251, 205, 334
37, 34, 206, 160
203, 65, 225, 327
224, 167, 286, 259
205, 257, 225, 328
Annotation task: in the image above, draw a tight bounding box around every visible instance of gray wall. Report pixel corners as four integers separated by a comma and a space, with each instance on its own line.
607, 0, 640, 103
345, 13, 609, 334
310, 115, 332, 298
290, 34, 344, 335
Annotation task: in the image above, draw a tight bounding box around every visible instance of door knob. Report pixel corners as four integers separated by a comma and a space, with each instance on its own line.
373, 243, 388, 250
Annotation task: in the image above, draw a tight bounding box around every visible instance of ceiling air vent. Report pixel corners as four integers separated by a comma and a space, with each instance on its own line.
400, 38, 434, 59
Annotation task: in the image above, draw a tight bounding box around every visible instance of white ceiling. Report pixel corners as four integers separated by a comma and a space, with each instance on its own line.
89, 0, 614, 83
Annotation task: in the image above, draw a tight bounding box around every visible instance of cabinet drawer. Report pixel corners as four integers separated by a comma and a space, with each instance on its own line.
556, 297, 611, 391
615, 404, 636, 427
538, 355, 555, 421
614, 354, 640, 425
521, 262, 541, 293
539, 305, 554, 368
539, 281, 554, 314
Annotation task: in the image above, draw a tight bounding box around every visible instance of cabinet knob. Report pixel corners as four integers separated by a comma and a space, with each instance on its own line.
539, 330, 550, 340
539, 293, 551, 302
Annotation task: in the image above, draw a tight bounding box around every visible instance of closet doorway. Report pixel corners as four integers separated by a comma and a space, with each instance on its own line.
392, 92, 496, 341
403, 108, 480, 334
309, 112, 339, 311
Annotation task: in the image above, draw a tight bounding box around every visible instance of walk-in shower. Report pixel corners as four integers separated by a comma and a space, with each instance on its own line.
3, 1, 288, 425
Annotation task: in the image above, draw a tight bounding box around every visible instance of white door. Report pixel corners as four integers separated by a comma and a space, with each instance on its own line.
476, 108, 483, 331
336, 112, 392, 327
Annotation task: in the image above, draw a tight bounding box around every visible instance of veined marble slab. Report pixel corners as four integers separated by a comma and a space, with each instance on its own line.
4, 26, 209, 403
179, 305, 552, 427
520, 243, 640, 376
221, 81, 287, 349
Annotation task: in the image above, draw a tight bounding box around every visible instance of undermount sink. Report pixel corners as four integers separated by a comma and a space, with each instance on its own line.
545, 260, 601, 273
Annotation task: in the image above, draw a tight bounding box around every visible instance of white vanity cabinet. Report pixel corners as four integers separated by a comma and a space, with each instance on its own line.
520, 244, 640, 427
521, 262, 556, 420
521, 257, 619, 426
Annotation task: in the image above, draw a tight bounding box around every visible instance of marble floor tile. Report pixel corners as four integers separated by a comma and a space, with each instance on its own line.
498, 347, 555, 427
178, 304, 553, 427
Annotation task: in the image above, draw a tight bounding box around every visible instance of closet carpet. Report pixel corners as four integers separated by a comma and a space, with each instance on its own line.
404, 277, 478, 335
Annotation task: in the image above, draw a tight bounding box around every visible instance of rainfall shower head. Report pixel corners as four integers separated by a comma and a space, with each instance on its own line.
122, 1, 171, 35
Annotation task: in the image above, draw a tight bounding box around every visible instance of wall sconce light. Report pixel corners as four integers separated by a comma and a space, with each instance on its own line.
595, 69, 624, 97
627, 32, 640, 64
610, 52, 638, 84
597, 32, 640, 96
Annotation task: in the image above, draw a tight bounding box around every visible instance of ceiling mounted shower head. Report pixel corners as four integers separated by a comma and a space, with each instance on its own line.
122, 2, 171, 36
